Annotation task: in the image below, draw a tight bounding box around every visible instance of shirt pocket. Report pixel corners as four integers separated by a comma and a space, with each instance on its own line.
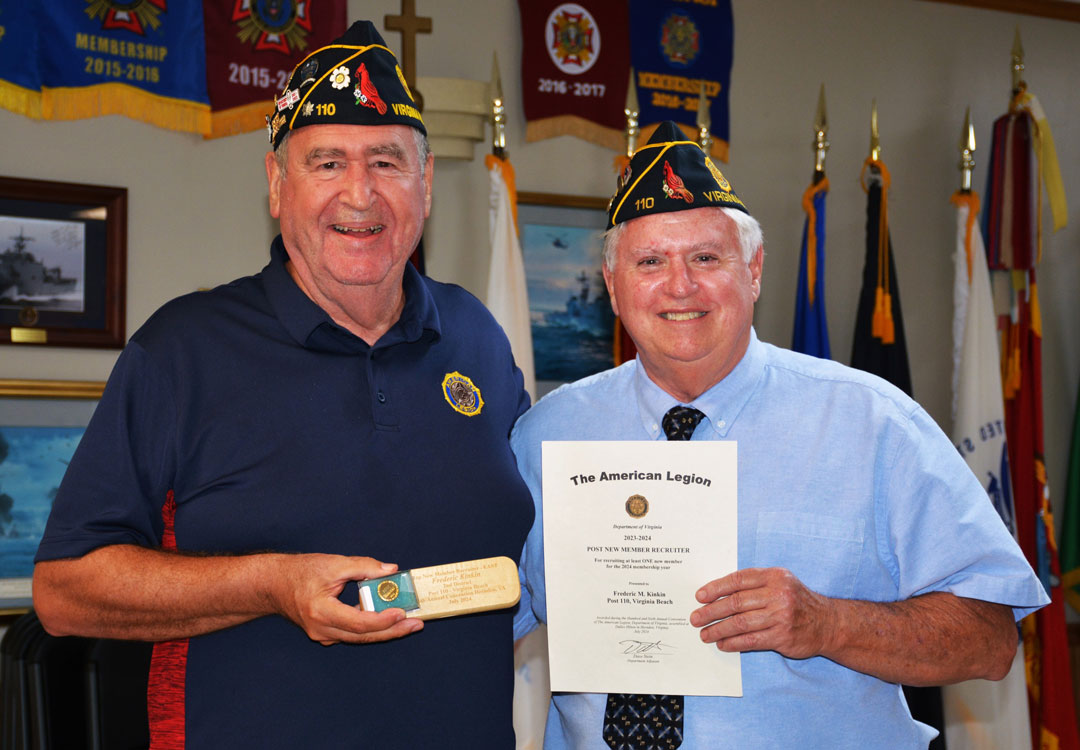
753, 511, 865, 599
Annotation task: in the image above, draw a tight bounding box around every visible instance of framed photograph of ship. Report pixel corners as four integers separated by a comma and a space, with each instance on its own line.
518, 192, 614, 391
0, 176, 127, 348
0, 379, 104, 612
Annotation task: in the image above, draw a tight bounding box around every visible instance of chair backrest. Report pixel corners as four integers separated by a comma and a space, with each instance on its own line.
84, 638, 152, 750
27, 629, 93, 749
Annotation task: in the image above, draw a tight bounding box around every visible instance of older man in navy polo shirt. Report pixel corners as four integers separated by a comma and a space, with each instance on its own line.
32, 21, 533, 749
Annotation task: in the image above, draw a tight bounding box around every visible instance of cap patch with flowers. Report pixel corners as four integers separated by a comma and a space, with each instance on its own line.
607, 121, 747, 227
266, 20, 425, 149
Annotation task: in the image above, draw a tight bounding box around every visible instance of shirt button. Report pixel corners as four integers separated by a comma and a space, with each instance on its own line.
718, 420, 726, 428
377, 391, 387, 404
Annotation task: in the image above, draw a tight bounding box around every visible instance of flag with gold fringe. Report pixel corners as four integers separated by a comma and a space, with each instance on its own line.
35, 1, 211, 134
0, 3, 43, 119
202, 1, 346, 139
998, 269, 1079, 750
942, 190, 1032, 750
518, 0, 630, 155
791, 173, 830, 358
984, 79, 1077, 750
0, 2, 348, 139
850, 158, 911, 395
628, 0, 733, 162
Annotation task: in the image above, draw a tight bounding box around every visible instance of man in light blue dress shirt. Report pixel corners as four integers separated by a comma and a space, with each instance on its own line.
512, 122, 1048, 749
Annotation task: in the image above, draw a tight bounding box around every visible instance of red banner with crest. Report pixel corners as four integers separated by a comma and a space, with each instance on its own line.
202, 0, 346, 139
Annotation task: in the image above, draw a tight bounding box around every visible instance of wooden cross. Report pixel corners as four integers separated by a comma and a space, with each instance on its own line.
384, 0, 432, 109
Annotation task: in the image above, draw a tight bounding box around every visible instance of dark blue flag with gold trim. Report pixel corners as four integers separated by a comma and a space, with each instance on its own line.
0, 3, 43, 118
792, 175, 830, 358
628, 0, 732, 162
0, 2, 210, 134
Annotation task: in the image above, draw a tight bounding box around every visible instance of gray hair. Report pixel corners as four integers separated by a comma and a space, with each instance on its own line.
601, 206, 763, 271
273, 126, 431, 177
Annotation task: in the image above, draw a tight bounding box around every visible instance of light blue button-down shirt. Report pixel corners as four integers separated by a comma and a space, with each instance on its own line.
512, 330, 1047, 749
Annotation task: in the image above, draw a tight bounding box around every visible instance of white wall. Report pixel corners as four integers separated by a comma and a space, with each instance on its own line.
2, 0, 1078, 516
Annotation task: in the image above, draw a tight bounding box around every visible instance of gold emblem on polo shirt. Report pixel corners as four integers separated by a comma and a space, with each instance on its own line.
442, 371, 484, 417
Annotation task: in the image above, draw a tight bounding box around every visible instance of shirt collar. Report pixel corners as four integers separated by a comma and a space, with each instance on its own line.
262, 235, 441, 353
633, 327, 765, 439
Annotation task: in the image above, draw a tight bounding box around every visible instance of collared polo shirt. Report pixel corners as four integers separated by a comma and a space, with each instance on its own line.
38, 237, 534, 748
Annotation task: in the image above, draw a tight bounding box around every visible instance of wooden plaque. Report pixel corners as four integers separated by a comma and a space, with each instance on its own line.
358, 556, 520, 621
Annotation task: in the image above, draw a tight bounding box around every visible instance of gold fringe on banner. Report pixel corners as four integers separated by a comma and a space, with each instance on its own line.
42, 83, 210, 135
0, 80, 43, 119
527, 116, 730, 163
207, 101, 271, 139
1013, 89, 1067, 237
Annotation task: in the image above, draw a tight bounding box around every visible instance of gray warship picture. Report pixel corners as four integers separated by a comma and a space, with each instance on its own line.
522, 222, 614, 383
0, 216, 84, 313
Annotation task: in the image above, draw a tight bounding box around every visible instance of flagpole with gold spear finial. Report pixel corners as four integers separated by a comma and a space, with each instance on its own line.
614, 69, 638, 175
484, 50, 537, 399
953, 108, 979, 288
612, 68, 640, 366
487, 53, 517, 232
490, 52, 507, 162
696, 81, 712, 154
812, 84, 828, 182
861, 100, 895, 345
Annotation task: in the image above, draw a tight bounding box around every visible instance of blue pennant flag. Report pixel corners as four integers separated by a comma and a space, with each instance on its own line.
792, 177, 831, 358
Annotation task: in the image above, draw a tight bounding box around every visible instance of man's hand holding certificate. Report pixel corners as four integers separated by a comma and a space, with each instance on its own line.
542, 440, 741, 696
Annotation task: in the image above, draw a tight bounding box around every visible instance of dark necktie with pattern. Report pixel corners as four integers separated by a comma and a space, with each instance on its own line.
602, 405, 705, 750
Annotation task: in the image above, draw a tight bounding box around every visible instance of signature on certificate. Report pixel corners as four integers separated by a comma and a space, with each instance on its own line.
619, 639, 676, 655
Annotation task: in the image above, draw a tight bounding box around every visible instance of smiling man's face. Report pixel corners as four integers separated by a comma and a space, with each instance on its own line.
603, 207, 763, 401
266, 123, 432, 306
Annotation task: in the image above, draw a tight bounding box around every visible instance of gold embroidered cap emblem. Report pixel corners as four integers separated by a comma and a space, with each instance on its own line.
705, 157, 732, 191
442, 372, 484, 417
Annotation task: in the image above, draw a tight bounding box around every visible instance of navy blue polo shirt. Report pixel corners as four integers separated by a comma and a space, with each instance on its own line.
37, 237, 535, 748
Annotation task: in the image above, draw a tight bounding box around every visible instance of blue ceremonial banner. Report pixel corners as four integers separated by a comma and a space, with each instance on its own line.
792, 179, 830, 359
0, 3, 43, 118
628, 0, 733, 162
34, 1, 210, 134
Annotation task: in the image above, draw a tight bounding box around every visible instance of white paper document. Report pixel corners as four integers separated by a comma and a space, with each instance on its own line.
542, 440, 741, 696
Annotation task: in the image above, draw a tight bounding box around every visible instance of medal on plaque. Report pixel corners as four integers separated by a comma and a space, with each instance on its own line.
357, 556, 520, 620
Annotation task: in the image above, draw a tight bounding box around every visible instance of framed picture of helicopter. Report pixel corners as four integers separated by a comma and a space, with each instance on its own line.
0, 176, 127, 349
518, 191, 614, 394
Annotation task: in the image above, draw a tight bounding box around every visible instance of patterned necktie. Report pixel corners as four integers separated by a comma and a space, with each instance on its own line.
602, 406, 705, 750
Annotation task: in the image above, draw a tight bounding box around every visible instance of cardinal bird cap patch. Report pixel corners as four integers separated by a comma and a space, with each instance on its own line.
607, 121, 747, 227
442, 372, 484, 417
267, 20, 425, 150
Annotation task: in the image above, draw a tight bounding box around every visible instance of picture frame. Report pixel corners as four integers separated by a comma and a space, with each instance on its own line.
517, 191, 613, 396
0, 176, 127, 348
0, 378, 104, 614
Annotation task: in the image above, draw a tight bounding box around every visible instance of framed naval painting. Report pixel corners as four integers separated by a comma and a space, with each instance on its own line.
0, 379, 103, 613
518, 191, 614, 397
0, 176, 127, 349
